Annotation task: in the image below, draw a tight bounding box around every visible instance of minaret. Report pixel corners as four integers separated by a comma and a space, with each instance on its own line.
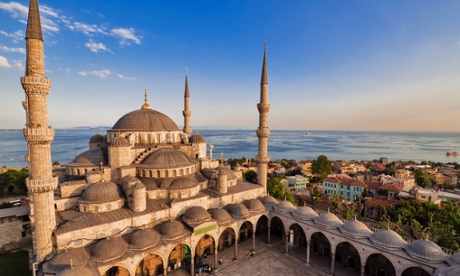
21, 0, 57, 262
256, 43, 270, 192
182, 68, 192, 135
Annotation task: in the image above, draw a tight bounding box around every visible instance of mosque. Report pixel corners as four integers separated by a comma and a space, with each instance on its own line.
20, 1, 460, 275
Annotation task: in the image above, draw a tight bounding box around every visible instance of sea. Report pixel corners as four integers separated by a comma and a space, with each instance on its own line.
0, 129, 459, 168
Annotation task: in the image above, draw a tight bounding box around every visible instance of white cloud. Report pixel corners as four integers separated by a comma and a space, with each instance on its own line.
0, 45, 26, 54
118, 74, 136, 81
11, 59, 24, 70
111, 28, 141, 45
78, 69, 112, 78
0, 2, 28, 18
0, 30, 24, 41
68, 22, 107, 36
0, 56, 11, 68
85, 40, 111, 53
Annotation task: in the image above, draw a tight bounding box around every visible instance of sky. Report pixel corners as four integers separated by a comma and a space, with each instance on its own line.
1, 0, 460, 131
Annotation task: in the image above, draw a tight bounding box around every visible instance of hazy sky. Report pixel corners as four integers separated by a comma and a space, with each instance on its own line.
1, 0, 460, 131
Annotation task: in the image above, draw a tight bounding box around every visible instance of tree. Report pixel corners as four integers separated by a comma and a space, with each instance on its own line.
244, 170, 257, 183
342, 204, 356, 221
0, 169, 29, 195
414, 169, 432, 188
309, 186, 321, 208
311, 155, 332, 182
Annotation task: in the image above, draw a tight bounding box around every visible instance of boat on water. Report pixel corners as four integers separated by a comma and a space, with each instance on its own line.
305, 132, 313, 135
446, 151, 458, 156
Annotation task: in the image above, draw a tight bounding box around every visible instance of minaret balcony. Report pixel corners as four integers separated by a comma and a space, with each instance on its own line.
21, 76, 52, 95
256, 155, 270, 164
26, 176, 58, 193
182, 110, 192, 116
257, 103, 271, 113
256, 127, 270, 138
23, 127, 55, 144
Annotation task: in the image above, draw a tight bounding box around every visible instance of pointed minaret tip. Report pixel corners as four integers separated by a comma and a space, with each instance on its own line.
261, 42, 268, 85
141, 88, 151, 109
184, 68, 190, 98
26, 0, 44, 41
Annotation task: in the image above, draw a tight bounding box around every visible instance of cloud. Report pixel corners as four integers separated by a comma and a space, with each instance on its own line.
0, 56, 11, 68
67, 21, 107, 36
111, 28, 141, 45
118, 74, 136, 81
11, 59, 24, 70
0, 30, 24, 41
78, 69, 112, 78
85, 40, 111, 53
0, 2, 28, 18
0, 45, 26, 54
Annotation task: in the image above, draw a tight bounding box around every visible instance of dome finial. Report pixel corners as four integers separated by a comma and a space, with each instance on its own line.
141, 88, 151, 109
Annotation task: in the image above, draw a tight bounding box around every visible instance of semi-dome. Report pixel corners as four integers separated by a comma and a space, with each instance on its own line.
292, 206, 318, 221
183, 206, 211, 225
112, 108, 179, 131
243, 199, 265, 213
208, 208, 233, 224
225, 204, 250, 220
57, 266, 95, 276
158, 221, 189, 240
48, 248, 90, 270
313, 212, 343, 229
446, 252, 460, 266
405, 239, 447, 263
190, 130, 206, 144
141, 148, 196, 169
274, 200, 296, 213
170, 177, 198, 190
369, 229, 407, 250
70, 148, 107, 166
89, 132, 104, 144
90, 236, 127, 262
125, 229, 160, 250
435, 265, 460, 276
259, 195, 278, 206
339, 219, 372, 238
80, 181, 123, 204
111, 136, 130, 147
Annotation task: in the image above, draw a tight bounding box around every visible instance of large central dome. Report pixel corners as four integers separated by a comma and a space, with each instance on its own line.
112, 108, 180, 131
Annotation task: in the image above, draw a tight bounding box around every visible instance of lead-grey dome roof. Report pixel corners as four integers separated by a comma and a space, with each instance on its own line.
435, 265, 460, 276
369, 229, 407, 250
112, 108, 179, 131
125, 229, 160, 250
57, 266, 95, 276
183, 206, 211, 225
70, 148, 107, 166
190, 130, 206, 144
446, 252, 460, 266
339, 219, 372, 238
111, 136, 130, 147
141, 148, 196, 169
225, 204, 250, 220
157, 221, 189, 240
80, 181, 123, 204
208, 208, 233, 224
313, 212, 343, 229
405, 239, 447, 263
259, 195, 278, 206
243, 199, 265, 213
48, 248, 90, 271
274, 200, 296, 213
170, 177, 199, 190
90, 236, 127, 262
292, 206, 318, 221
89, 133, 104, 144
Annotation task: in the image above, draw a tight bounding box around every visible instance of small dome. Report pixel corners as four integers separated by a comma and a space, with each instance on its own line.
259, 195, 278, 206
158, 221, 189, 240
80, 181, 123, 204
208, 208, 233, 224
313, 212, 343, 229
369, 229, 407, 250
405, 239, 447, 263
141, 148, 196, 169
225, 204, 250, 220
111, 136, 130, 147
190, 130, 206, 144
57, 266, 95, 276
292, 206, 318, 221
126, 229, 160, 250
446, 252, 460, 266
89, 133, 104, 144
183, 207, 211, 225
90, 236, 127, 262
435, 265, 460, 276
339, 220, 372, 238
48, 248, 89, 270
170, 177, 198, 190
112, 108, 180, 132
243, 199, 265, 213
71, 148, 107, 166
274, 200, 296, 213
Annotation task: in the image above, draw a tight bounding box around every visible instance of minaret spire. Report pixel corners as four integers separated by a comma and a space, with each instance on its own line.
141, 88, 151, 109
21, 0, 57, 262
183, 68, 192, 135
256, 43, 271, 193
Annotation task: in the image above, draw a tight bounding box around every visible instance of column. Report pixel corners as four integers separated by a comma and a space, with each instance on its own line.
234, 238, 238, 260
191, 251, 195, 276
163, 263, 168, 276
252, 229, 256, 251
267, 225, 271, 245
285, 232, 289, 254
360, 263, 365, 276
214, 244, 218, 270
331, 253, 336, 276
306, 239, 311, 266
